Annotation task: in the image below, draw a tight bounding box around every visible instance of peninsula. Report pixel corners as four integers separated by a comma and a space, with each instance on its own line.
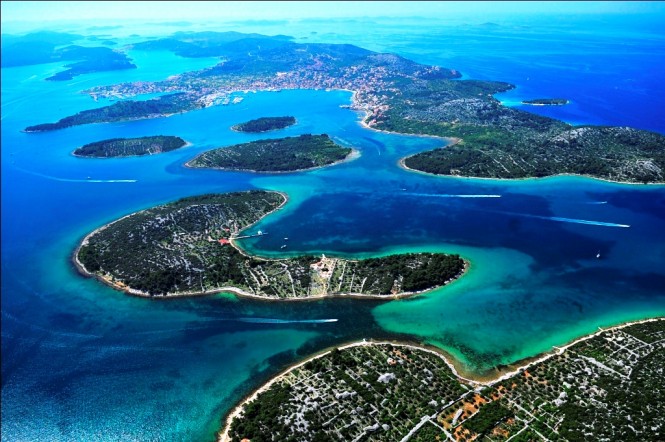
24, 31, 665, 182
222, 318, 665, 442
73, 135, 187, 158
185, 134, 354, 172
24, 92, 202, 132
75, 190, 465, 298
522, 98, 569, 106
231, 116, 296, 132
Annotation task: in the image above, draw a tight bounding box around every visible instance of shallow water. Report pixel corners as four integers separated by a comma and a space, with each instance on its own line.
2, 17, 665, 441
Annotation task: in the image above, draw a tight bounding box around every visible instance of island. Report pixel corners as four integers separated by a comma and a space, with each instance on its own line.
24, 92, 202, 132
73, 135, 187, 158
1, 31, 136, 81
221, 318, 665, 442
185, 134, 354, 173
522, 98, 569, 106
25, 31, 664, 183
232, 116, 296, 132
75, 190, 465, 298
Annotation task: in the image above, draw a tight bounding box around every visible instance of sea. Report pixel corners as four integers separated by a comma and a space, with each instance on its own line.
2, 15, 665, 441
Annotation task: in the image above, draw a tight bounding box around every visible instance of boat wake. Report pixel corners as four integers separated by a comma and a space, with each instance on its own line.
544, 215, 630, 228
16, 167, 137, 183
235, 317, 338, 324
496, 210, 630, 228
403, 192, 501, 198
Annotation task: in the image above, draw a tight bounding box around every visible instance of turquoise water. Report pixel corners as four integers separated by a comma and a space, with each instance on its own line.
3, 18, 665, 441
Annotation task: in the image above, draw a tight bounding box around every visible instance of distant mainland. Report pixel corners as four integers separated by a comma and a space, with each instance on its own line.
24, 31, 665, 183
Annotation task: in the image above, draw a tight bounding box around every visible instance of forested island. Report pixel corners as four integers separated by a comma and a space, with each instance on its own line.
232, 116, 296, 132
24, 92, 202, 132
222, 318, 665, 442
73, 135, 187, 158
522, 98, 569, 106
26, 31, 665, 181
75, 191, 465, 298
186, 134, 354, 172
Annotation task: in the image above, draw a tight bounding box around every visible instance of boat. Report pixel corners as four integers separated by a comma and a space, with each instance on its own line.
281, 245, 287, 249
284, 237, 289, 240
596, 251, 601, 259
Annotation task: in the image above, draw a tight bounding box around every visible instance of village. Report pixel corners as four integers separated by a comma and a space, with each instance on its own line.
225, 319, 665, 442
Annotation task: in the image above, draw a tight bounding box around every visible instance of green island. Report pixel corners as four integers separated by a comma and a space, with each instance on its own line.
521, 98, 569, 106
24, 92, 203, 132
232, 116, 296, 132
75, 190, 465, 298
222, 318, 665, 442
73, 135, 187, 158
186, 134, 354, 172
23, 31, 662, 183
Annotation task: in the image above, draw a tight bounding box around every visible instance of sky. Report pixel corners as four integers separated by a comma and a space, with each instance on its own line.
2, 1, 664, 30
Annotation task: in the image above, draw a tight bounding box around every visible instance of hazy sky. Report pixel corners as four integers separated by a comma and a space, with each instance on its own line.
2, 1, 663, 27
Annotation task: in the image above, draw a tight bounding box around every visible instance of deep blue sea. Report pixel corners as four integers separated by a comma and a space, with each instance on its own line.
2, 16, 665, 441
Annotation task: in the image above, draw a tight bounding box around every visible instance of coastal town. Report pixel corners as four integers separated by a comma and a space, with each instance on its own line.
70, 33, 664, 183
223, 318, 665, 442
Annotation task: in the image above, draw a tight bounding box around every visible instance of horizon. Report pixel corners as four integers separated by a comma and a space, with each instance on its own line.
3, 1, 665, 35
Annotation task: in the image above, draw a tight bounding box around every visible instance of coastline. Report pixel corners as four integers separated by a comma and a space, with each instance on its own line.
346, 90, 664, 187
229, 117, 297, 133
218, 316, 664, 442
73, 190, 467, 301
183, 148, 360, 174
397, 156, 665, 186
71, 140, 193, 159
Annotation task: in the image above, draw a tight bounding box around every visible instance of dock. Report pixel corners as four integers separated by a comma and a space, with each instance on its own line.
231, 232, 268, 240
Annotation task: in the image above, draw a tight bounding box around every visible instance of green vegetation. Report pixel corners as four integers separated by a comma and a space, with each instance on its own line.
462, 400, 512, 436
401, 124, 665, 183
410, 423, 447, 442
333, 253, 464, 294
24, 93, 202, 132
381, 80, 664, 183
73, 135, 187, 158
232, 116, 296, 132
522, 98, 569, 106
229, 383, 293, 441
76, 191, 464, 298
27, 31, 665, 181
225, 319, 665, 442
228, 344, 467, 442
186, 134, 353, 172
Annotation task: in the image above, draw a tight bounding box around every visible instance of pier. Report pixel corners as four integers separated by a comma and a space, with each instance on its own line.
231, 231, 268, 240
